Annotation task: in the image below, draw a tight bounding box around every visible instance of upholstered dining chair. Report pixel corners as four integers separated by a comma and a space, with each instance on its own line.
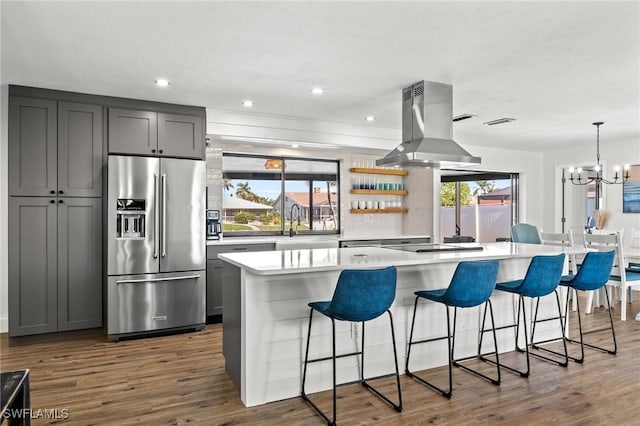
301, 266, 402, 425
511, 223, 542, 244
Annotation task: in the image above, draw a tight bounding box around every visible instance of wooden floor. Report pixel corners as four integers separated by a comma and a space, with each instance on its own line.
2, 293, 640, 425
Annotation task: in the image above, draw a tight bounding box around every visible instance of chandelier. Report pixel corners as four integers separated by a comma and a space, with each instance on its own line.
568, 122, 630, 185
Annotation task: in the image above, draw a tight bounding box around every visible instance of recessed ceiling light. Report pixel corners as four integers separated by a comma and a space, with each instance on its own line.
242, 100, 254, 107
365, 116, 376, 122
291, 143, 300, 148
155, 79, 170, 87
311, 87, 325, 95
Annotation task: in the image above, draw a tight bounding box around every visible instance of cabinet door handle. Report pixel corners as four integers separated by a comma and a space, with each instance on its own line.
232, 247, 248, 251
159, 149, 163, 154
151, 149, 156, 153
58, 190, 64, 194
58, 200, 64, 204
50, 200, 56, 204
50, 190, 55, 195
116, 274, 201, 284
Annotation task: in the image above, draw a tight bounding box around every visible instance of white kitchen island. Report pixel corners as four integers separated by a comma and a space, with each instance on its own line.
218, 242, 576, 407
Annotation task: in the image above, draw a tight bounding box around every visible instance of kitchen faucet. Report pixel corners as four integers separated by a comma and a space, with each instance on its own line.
289, 203, 301, 237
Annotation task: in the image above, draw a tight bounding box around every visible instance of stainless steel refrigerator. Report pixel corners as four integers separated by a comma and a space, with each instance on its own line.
107, 155, 206, 340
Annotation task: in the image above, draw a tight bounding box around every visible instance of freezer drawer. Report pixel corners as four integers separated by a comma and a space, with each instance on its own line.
107, 271, 205, 337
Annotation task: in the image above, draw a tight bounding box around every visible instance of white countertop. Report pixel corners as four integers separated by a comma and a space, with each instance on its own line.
218, 242, 578, 275
206, 234, 431, 246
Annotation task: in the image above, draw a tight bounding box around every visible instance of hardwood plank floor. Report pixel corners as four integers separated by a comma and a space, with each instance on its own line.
2, 293, 639, 425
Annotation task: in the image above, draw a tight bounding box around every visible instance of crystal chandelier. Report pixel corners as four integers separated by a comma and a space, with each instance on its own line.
568, 122, 630, 185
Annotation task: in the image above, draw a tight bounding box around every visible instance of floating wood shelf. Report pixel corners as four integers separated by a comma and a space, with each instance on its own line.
350, 208, 408, 214
349, 167, 408, 176
350, 189, 408, 196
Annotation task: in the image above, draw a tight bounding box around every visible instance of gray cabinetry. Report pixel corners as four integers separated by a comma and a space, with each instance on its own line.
108, 109, 204, 159
207, 243, 274, 320
108, 108, 158, 156
158, 113, 204, 159
58, 102, 103, 197
8, 197, 103, 337
9, 97, 57, 196
8, 198, 57, 336
9, 98, 103, 197
57, 198, 102, 331
8, 198, 59, 336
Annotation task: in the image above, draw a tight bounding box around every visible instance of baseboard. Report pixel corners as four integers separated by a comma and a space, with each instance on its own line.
0, 316, 7, 334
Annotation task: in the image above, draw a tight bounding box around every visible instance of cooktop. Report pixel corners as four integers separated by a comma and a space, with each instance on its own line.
385, 243, 484, 253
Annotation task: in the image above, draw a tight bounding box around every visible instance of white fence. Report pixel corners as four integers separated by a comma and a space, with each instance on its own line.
441, 204, 512, 243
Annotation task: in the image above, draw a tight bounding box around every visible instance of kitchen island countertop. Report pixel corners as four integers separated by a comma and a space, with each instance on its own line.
218, 242, 575, 275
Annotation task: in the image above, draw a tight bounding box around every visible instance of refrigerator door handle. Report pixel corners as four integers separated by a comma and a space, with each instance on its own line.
116, 274, 201, 284
153, 173, 159, 259
161, 173, 167, 257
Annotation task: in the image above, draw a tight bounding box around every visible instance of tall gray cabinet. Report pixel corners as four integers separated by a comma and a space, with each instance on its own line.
8, 93, 104, 337
8, 85, 207, 337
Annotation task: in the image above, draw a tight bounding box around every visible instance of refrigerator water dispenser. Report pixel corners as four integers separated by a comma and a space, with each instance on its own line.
116, 199, 146, 239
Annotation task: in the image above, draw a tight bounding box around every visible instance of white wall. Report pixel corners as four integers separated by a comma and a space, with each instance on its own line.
542, 138, 640, 245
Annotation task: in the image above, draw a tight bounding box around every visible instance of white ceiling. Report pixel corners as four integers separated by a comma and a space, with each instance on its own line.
2, 1, 639, 152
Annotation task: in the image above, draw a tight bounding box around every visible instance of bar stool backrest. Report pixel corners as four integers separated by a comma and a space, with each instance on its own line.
518, 254, 566, 298
511, 223, 542, 244
441, 260, 499, 308
570, 250, 615, 291
326, 266, 397, 322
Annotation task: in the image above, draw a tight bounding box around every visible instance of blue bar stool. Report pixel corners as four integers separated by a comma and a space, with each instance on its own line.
301, 266, 402, 425
479, 254, 568, 378
554, 251, 617, 363
406, 260, 500, 398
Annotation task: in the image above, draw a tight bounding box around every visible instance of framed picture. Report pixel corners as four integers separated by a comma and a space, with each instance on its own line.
623, 164, 640, 213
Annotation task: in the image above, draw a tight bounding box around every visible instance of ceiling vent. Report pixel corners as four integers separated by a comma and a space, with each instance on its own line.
453, 114, 477, 122
483, 118, 516, 126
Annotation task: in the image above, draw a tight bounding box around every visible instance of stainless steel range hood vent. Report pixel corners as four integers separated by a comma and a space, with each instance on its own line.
376, 81, 481, 168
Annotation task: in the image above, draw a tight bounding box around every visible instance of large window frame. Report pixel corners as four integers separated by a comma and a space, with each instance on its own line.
440, 170, 519, 242
222, 153, 340, 237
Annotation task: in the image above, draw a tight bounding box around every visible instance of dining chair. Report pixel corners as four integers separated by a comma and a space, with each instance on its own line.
583, 231, 640, 321
405, 260, 501, 398
301, 266, 402, 425
511, 223, 542, 244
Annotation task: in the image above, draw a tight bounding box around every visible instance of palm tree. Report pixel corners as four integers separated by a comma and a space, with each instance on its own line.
473, 180, 496, 196
223, 179, 234, 192
236, 182, 252, 200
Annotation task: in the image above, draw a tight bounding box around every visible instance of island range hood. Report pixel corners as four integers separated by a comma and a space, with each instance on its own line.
376, 81, 481, 168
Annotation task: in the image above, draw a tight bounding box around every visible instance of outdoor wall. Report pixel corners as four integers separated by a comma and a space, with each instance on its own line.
441, 205, 512, 243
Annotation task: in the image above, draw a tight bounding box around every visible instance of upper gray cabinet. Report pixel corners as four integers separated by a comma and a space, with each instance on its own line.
9, 97, 103, 197
9, 97, 57, 196
108, 108, 158, 156
158, 113, 204, 159
108, 109, 204, 159
58, 102, 103, 197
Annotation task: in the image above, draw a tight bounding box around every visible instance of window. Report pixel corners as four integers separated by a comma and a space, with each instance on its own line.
440, 171, 519, 243
222, 154, 340, 236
